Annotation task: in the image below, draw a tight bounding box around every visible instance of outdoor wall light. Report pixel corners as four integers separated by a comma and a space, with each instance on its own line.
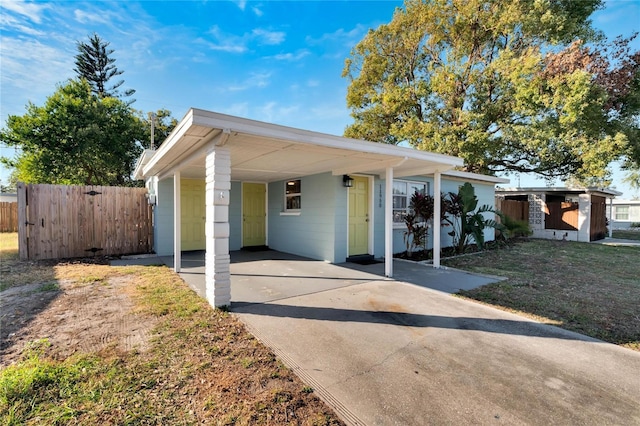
343, 175, 354, 188
145, 192, 157, 206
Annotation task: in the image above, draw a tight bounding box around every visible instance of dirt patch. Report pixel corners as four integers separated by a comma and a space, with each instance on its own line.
1, 274, 156, 366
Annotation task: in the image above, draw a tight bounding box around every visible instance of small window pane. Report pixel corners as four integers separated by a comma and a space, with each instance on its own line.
287, 195, 301, 210
393, 195, 407, 209
408, 183, 426, 196
393, 181, 407, 195
286, 180, 301, 194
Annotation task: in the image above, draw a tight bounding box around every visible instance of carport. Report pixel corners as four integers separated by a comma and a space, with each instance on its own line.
135, 109, 463, 308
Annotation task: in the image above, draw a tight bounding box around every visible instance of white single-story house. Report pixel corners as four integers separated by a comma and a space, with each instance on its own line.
607, 199, 640, 229
0, 193, 18, 203
496, 187, 622, 242
134, 109, 507, 308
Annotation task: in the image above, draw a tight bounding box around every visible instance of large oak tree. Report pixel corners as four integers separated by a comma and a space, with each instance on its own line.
343, 0, 640, 183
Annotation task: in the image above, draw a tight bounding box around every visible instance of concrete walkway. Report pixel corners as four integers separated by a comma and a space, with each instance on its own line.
592, 237, 640, 247
113, 250, 640, 425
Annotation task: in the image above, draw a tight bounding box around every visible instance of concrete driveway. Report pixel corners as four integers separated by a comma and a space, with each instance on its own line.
120, 250, 640, 424
228, 253, 640, 425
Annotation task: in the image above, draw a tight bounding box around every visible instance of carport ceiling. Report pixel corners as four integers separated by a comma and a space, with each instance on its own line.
142, 109, 464, 182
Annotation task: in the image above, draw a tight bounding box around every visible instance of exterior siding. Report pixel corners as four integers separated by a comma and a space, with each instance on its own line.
267, 173, 342, 263
152, 172, 500, 260
154, 177, 175, 256
608, 201, 640, 229
229, 181, 242, 250
382, 176, 499, 256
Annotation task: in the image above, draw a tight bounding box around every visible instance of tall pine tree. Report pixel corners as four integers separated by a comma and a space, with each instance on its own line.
74, 33, 135, 100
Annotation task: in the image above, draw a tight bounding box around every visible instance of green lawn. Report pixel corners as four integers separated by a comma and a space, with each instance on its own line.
612, 229, 640, 241
443, 238, 640, 351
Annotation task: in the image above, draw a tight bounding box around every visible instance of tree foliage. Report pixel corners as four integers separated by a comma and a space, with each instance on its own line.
0, 80, 144, 186
74, 33, 135, 100
343, 0, 640, 183
139, 109, 179, 149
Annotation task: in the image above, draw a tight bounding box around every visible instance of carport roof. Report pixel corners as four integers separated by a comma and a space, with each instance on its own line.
135, 108, 464, 182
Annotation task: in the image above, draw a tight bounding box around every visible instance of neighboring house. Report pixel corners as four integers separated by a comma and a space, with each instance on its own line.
496, 187, 622, 242
607, 199, 640, 229
0, 193, 18, 203
134, 109, 507, 307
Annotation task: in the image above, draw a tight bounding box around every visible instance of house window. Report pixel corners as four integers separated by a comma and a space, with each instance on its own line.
285, 179, 301, 210
393, 180, 429, 224
615, 206, 629, 221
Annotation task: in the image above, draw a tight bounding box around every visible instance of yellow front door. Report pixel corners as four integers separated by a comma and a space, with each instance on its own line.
349, 176, 369, 256
181, 179, 206, 251
243, 183, 266, 247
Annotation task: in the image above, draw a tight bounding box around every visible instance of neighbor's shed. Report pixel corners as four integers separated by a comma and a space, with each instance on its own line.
496, 187, 622, 242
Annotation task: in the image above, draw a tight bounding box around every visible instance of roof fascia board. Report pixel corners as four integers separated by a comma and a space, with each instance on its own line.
393, 164, 454, 178
142, 109, 195, 177
443, 170, 510, 184
155, 129, 229, 181
191, 109, 463, 168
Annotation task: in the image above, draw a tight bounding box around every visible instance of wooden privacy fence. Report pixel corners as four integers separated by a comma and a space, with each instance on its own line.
18, 183, 153, 260
590, 195, 607, 241
496, 199, 529, 222
0, 202, 18, 232
545, 201, 578, 231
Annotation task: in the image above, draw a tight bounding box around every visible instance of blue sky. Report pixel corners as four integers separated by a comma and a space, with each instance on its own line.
1, 0, 639, 197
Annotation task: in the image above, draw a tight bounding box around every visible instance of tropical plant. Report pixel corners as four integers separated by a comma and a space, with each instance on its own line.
499, 214, 533, 239
443, 183, 505, 254
403, 191, 434, 256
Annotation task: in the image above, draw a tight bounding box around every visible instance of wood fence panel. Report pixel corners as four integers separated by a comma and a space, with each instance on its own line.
18, 183, 28, 259
545, 201, 578, 230
18, 183, 153, 260
497, 199, 529, 222
590, 195, 607, 241
0, 202, 18, 232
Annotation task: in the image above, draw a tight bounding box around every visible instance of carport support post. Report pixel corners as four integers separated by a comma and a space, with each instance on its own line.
608, 197, 613, 238
173, 171, 181, 272
385, 167, 393, 277
433, 171, 441, 268
205, 146, 231, 308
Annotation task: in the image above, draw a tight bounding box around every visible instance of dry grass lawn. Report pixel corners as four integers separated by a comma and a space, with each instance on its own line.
444, 238, 640, 351
0, 233, 343, 425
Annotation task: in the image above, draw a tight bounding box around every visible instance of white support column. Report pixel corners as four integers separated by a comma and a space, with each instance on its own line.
384, 167, 394, 277
608, 197, 613, 238
205, 146, 231, 308
433, 171, 441, 268
173, 171, 181, 272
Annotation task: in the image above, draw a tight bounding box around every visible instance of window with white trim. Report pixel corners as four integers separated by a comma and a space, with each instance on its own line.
393, 180, 429, 224
615, 205, 629, 221
285, 179, 301, 211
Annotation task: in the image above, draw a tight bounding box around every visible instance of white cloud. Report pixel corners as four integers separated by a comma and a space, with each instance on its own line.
251, 5, 263, 17
205, 25, 248, 53
234, 0, 247, 11
256, 101, 300, 124
74, 9, 110, 25
227, 72, 272, 91
252, 28, 285, 45
0, 0, 48, 23
0, 13, 45, 36
269, 50, 310, 61
307, 24, 368, 46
